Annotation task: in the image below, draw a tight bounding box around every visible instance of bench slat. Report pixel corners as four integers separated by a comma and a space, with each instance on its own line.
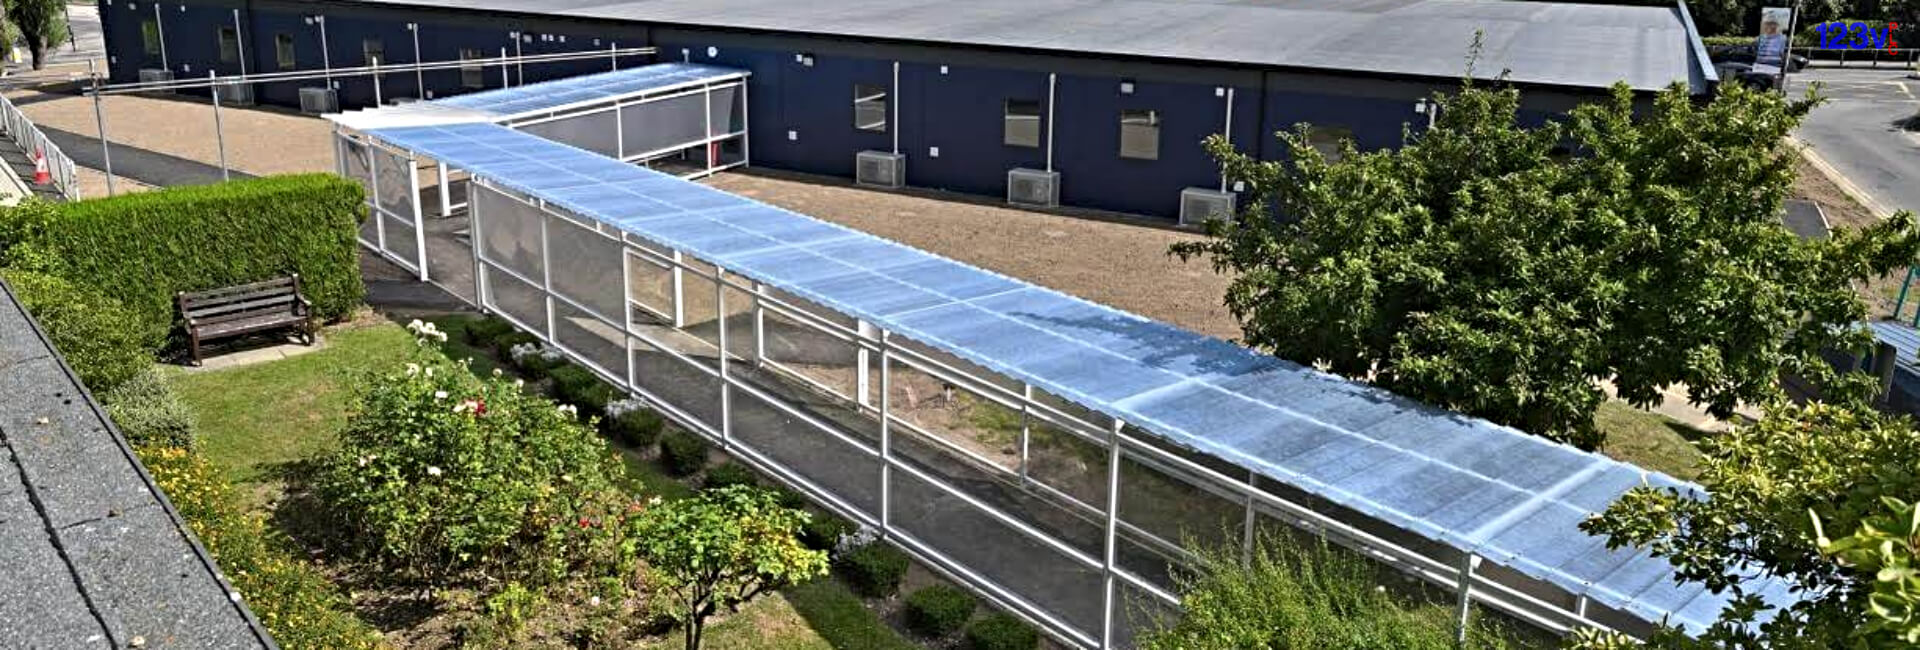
181, 286, 297, 309
179, 277, 297, 303
184, 294, 299, 320
199, 313, 307, 338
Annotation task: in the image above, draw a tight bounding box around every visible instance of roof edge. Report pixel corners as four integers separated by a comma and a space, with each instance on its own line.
1676, 0, 1721, 93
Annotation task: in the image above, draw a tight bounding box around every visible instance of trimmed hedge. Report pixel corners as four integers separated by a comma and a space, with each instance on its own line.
0, 175, 365, 347
965, 613, 1039, 650
549, 364, 617, 414
659, 429, 709, 477
3, 269, 151, 393
703, 462, 758, 491
837, 542, 909, 598
463, 317, 518, 348
101, 368, 197, 449
799, 512, 856, 552
905, 585, 977, 637
603, 407, 664, 448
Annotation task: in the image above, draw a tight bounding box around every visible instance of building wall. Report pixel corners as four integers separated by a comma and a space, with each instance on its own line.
95, 0, 1612, 220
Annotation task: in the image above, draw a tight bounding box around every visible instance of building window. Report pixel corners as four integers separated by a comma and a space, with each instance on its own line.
141, 19, 161, 56
853, 83, 888, 133
1004, 99, 1041, 148
1119, 109, 1159, 160
275, 33, 295, 70
1304, 125, 1353, 162
362, 38, 384, 66
460, 48, 485, 88
217, 27, 238, 63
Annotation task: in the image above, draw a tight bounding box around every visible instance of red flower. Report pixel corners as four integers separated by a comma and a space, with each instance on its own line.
577, 517, 592, 529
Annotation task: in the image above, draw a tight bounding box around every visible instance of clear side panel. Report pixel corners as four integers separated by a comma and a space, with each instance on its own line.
620, 93, 706, 158
728, 385, 882, 519
1116, 451, 1245, 593
1116, 579, 1181, 648
482, 264, 548, 336
381, 214, 418, 267
343, 137, 378, 243
889, 465, 1106, 642
554, 300, 627, 386
1023, 413, 1109, 517
629, 330, 723, 434
373, 146, 414, 220
709, 85, 743, 136
519, 110, 620, 157
546, 211, 625, 321
472, 184, 546, 281
884, 359, 1022, 475
713, 136, 746, 167
760, 304, 859, 404
676, 257, 723, 354
626, 248, 676, 324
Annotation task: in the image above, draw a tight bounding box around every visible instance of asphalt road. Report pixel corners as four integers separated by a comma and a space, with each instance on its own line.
1788, 67, 1920, 217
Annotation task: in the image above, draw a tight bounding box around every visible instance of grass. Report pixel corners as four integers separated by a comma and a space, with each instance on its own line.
172, 317, 910, 650
168, 323, 415, 487
1594, 400, 1708, 480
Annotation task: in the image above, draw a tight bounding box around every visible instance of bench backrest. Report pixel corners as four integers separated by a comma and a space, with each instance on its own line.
177, 276, 304, 325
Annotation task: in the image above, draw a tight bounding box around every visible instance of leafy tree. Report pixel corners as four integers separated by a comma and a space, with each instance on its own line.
629, 485, 829, 650
5, 0, 66, 70
1138, 533, 1516, 649
1173, 80, 1919, 447
1576, 401, 1920, 648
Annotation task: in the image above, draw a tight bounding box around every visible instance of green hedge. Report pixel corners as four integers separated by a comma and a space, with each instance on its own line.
704, 462, 758, 491
3, 269, 151, 393
659, 429, 709, 477
549, 364, 617, 414
799, 512, 856, 552
965, 613, 1039, 650
101, 368, 197, 448
0, 175, 365, 347
603, 406, 664, 448
837, 542, 909, 598
905, 585, 977, 637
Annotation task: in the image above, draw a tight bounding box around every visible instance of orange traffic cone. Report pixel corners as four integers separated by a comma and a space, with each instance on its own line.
32, 148, 48, 185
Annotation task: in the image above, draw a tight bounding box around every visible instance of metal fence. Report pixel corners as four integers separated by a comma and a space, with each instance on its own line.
1791, 46, 1920, 68
0, 92, 79, 200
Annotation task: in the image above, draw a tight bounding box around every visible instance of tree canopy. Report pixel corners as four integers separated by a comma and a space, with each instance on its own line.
4, 0, 67, 70
628, 485, 828, 650
1173, 81, 1919, 447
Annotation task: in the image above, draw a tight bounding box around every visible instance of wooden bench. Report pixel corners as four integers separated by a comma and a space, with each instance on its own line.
176, 275, 315, 366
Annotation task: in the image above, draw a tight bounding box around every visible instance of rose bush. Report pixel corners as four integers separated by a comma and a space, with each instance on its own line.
316, 321, 639, 585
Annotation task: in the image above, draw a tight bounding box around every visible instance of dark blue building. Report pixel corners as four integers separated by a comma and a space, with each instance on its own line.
98, 0, 1715, 220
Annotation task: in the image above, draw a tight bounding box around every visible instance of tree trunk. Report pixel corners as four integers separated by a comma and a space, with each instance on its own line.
25, 36, 42, 71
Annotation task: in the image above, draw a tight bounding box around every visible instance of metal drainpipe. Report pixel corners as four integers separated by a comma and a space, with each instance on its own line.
1045, 73, 1056, 172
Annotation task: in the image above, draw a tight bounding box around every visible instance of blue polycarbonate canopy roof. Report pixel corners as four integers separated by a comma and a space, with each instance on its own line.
360, 120, 1794, 633
436, 62, 747, 118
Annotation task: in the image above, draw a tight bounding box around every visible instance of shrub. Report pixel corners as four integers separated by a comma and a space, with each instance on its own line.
139, 445, 381, 649
904, 585, 977, 637
495, 331, 538, 361
0, 176, 365, 347
315, 326, 636, 584
548, 363, 617, 414
659, 429, 708, 477
3, 269, 152, 393
101, 368, 197, 448
602, 400, 664, 448
628, 486, 830, 650
837, 542, 909, 598
703, 461, 757, 491
463, 316, 517, 347
785, 578, 920, 650
965, 613, 1039, 650
799, 512, 856, 552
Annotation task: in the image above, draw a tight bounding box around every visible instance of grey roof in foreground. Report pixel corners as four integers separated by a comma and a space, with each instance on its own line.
0, 278, 274, 649
352, 0, 1708, 92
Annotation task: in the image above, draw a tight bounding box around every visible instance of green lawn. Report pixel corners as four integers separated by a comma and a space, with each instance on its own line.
169, 318, 912, 650
1595, 401, 1707, 481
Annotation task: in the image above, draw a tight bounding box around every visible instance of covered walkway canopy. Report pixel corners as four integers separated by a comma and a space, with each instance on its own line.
331, 62, 1791, 648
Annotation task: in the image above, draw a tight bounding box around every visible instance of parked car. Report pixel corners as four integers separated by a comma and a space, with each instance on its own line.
1707, 43, 1808, 72
1713, 60, 1787, 91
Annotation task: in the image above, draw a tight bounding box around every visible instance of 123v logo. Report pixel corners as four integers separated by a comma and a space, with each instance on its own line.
1813, 21, 1901, 49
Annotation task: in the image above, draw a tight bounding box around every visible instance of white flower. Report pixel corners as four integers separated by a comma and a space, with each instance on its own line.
434, 390, 449, 400
405, 363, 421, 376
557, 404, 578, 416
647, 496, 664, 507
452, 402, 470, 414
514, 379, 525, 388
406, 319, 425, 332
588, 595, 601, 607
492, 368, 504, 377
357, 455, 369, 467
424, 367, 435, 378
426, 466, 443, 477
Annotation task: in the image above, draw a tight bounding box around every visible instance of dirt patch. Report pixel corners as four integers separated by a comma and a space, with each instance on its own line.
7, 87, 336, 177
1790, 156, 1907, 318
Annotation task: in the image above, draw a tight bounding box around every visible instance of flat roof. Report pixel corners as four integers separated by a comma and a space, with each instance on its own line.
358, 119, 1793, 632
349, 0, 1706, 92
0, 279, 274, 648
328, 62, 746, 130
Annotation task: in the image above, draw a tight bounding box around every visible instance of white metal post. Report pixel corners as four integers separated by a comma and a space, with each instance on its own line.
1045, 73, 1056, 173
540, 202, 555, 342
372, 58, 383, 105
90, 60, 113, 196
615, 98, 626, 159
514, 34, 525, 86
438, 164, 452, 216
232, 9, 248, 78
891, 61, 900, 155
610, 41, 618, 71
670, 250, 686, 328
316, 16, 331, 83
856, 320, 875, 408
153, 4, 169, 71
623, 250, 636, 388
717, 266, 732, 449
703, 81, 714, 174
1100, 417, 1124, 648
410, 157, 427, 281
1242, 469, 1257, 567
751, 282, 768, 366
470, 182, 486, 310
741, 80, 752, 167
208, 71, 228, 181
1018, 383, 1032, 485
879, 331, 893, 534
1220, 87, 1235, 192
409, 23, 423, 98
1454, 553, 1482, 645
369, 142, 385, 252
500, 47, 510, 88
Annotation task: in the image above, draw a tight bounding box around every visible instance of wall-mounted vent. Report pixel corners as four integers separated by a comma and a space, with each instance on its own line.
1007, 168, 1060, 208
298, 87, 339, 114
856, 150, 905, 189
1179, 187, 1236, 226
213, 80, 255, 106
137, 68, 173, 92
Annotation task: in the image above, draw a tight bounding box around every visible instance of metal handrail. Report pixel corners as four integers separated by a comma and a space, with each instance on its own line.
1788, 46, 1920, 68
0, 93, 78, 200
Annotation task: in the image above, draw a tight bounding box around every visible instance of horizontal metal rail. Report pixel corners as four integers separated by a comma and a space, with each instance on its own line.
92, 47, 658, 96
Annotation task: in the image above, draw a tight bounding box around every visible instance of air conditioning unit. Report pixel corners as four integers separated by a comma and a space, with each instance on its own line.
855, 150, 905, 188
1179, 187, 1236, 226
137, 68, 174, 93
298, 87, 339, 114
1006, 168, 1060, 208
213, 80, 255, 106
